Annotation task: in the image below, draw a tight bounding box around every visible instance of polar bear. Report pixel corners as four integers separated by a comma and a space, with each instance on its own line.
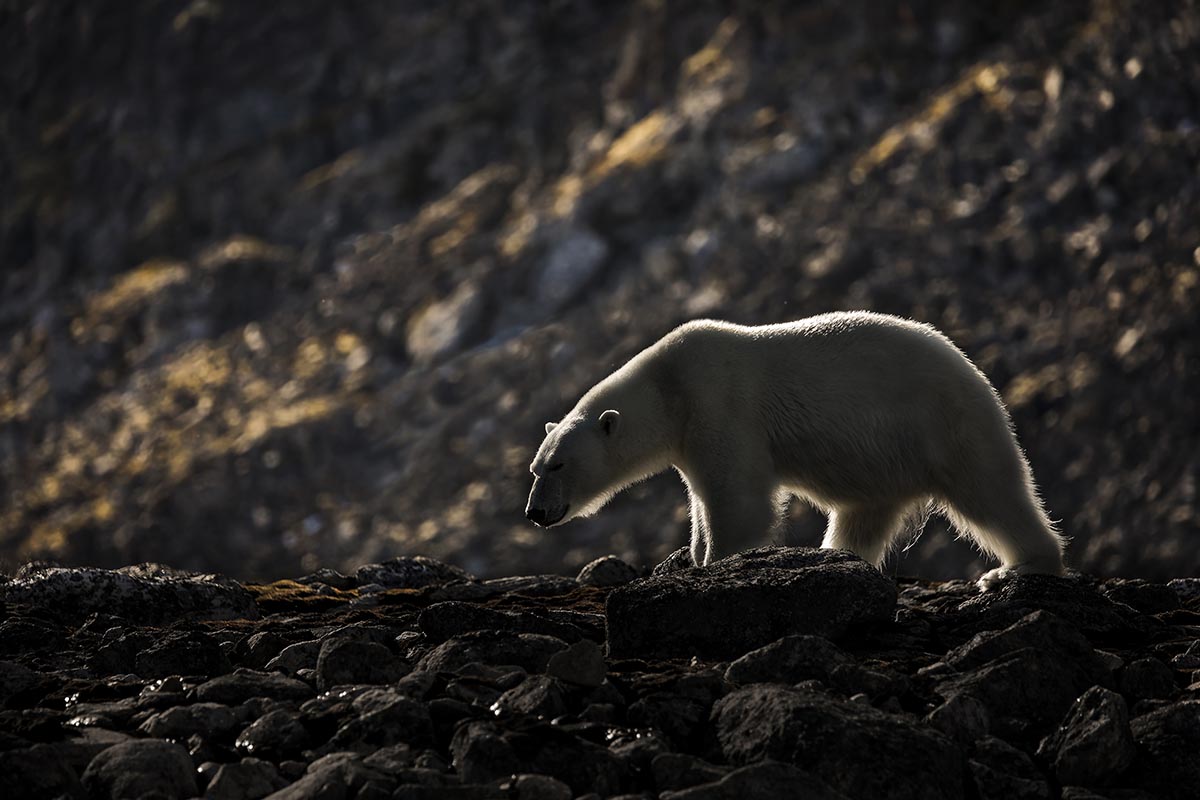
525, 312, 1066, 589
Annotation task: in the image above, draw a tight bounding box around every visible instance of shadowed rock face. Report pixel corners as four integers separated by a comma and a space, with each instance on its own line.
0, 550, 1197, 799
606, 547, 897, 659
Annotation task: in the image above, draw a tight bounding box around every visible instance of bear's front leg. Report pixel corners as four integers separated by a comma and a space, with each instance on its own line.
686, 470, 779, 565
686, 487, 711, 567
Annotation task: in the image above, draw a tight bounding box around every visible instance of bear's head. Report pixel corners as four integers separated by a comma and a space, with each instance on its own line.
526, 409, 621, 527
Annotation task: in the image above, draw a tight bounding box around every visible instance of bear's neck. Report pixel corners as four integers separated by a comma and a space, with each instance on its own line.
582, 360, 683, 482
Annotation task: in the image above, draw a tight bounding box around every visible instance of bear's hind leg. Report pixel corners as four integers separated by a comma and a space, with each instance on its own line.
821, 504, 904, 568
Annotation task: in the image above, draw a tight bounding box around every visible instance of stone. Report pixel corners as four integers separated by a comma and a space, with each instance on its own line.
2, 566, 259, 624
406, 282, 486, 363
196, 668, 314, 704
242, 631, 290, 669
0, 742, 84, 800
419, 602, 586, 644
450, 721, 521, 784
926, 691, 991, 743
355, 556, 473, 589
1125, 700, 1200, 799
417, 631, 570, 674
724, 634, 854, 686
80, 739, 198, 799
546, 640, 606, 688
536, 225, 609, 310
652, 547, 695, 575
207, 757, 288, 800
969, 736, 1052, 800
138, 701, 240, 740
236, 709, 311, 759
651, 753, 729, 793
1037, 686, 1135, 787
267, 639, 322, 675
328, 692, 432, 749
946, 611, 1113, 685
316, 639, 408, 691
509, 773, 573, 800
659, 760, 848, 800
1117, 657, 1178, 702
493, 675, 569, 719
606, 547, 896, 659
711, 683, 962, 800
577, 556, 639, 587
955, 575, 1158, 640
1100, 579, 1181, 614
451, 720, 624, 796
0, 659, 41, 706
135, 630, 232, 678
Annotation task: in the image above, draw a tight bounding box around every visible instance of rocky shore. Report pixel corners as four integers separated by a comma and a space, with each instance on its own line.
2, 547, 1198, 799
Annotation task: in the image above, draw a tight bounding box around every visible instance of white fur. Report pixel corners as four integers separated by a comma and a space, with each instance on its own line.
526, 312, 1066, 588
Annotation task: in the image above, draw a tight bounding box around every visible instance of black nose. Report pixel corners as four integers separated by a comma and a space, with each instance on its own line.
527, 506, 547, 525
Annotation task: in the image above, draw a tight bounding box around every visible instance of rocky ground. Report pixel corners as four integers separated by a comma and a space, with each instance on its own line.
1, 548, 1198, 799
3, 0, 1199, 583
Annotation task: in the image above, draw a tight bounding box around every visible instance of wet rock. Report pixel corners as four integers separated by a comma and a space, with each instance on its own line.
628, 692, 713, 749
236, 709, 311, 759
356, 556, 473, 589
207, 757, 288, 800
577, 556, 639, 587
316, 639, 408, 691
2, 566, 258, 624
418, 631, 570, 675
1037, 686, 1135, 787
712, 683, 962, 800
969, 736, 1052, 800
450, 721, 521, 784
419, 602, 587, 644
138, 701, 240, 740
135, 630, 232, 678
80, 739, 198, 799
1125, 700, 1200, 799
546, 640, 606, 688
607, 547, 896, 659
494, 676, 569, 719
651, 752, 729, 793
660, 760, 848, 800
0, 742, 84, 800
196, 668, 314, 704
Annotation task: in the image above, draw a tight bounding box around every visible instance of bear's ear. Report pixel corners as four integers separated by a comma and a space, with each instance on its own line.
599, 409, 621, 436
545, 422, 558, 435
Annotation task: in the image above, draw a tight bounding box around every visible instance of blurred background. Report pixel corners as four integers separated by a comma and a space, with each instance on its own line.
2, 0, 1197, 582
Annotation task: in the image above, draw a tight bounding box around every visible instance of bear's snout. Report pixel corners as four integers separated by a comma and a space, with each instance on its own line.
526, 505, 549, 525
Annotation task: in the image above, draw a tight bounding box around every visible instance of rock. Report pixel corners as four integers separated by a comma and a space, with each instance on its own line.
659, 760, 848, 800
712, 683, 962, 800
207, 757, 288, 800
946, 611, 1113, 685
138, 701, 240, 740
969, 736, 1052, 800
652, 547, 696, 575
1100, 579, 1181, 615
243, 632, 291, 669
651, 753, 729, 793
494, 675, 569, 719
419, 602, 587, 644
195, 668, 314, 704
406, 282, 486, 363
0, 742, 84, 800
546, 640, 606, 688
236, 709, 311, 759
577, 556, 639, 587
479, 575, 581, 597
316, 639, 408, 691
1125, 700, 1200, 799
417, 631, 570, 674
355, 556, 473, 589
450, 720, 624, 796
135, 630, 232, 678
450, 721, 521, 784
724, 634, 854, 685
0, 659, 41, 706
1118, 657, 1178, 702
955, 575, 1158, 640
296, 568, 359, 591
267, 639, 322, 675
606, 547, 896, 659
1038, 686, 1135, 787
536, 225, 609, 310
3, 566, 258, 624
926, 691, 991, 743
328, 691, 432, 750
80, 739, 198, 799
509, 773, 573, 800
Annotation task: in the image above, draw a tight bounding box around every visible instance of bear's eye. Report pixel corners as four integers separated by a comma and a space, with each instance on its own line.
547, 462, 564, 472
